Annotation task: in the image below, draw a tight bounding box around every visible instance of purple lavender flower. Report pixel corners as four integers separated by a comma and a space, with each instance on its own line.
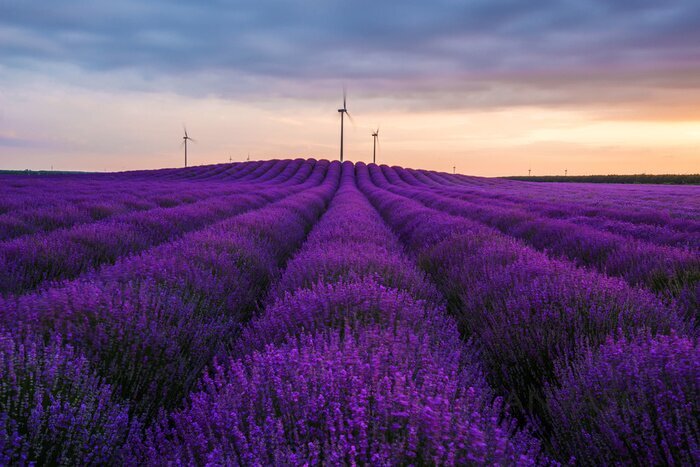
0, 331, 137, 465
145, 325, 540, 465
546, 333, 699, 465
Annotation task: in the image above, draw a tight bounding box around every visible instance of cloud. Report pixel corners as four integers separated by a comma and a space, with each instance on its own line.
0, 133, 43, 148
1, 0, 700, 112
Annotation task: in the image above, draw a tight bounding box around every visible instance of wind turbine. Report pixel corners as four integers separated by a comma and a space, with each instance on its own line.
182, 126, 195, 167
338, 89, 353, 162
371, 127, 379, 164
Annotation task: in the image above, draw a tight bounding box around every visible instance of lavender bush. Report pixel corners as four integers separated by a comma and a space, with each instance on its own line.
238, 278, 445, 355
0, 331, 137, 465
546, 333, 699, 465
147, 325, 540, 465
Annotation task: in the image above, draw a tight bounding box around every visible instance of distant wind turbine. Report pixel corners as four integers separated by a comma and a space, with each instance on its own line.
182, 126, 195, 167
338, 88, 353, 162
453, 164, 456, 174
371, 127, 379, 164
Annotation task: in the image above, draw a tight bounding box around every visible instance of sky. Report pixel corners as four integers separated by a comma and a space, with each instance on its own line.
1, 1, 699, 175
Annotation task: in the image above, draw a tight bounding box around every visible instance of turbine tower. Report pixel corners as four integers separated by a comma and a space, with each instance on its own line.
338, 89, 352, 162
371, 127, 379, 164
182, 126, 195, 168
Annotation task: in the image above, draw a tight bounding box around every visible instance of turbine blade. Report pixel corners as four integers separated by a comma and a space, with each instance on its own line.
346, 111, 355, 126
343, 86, 347, 109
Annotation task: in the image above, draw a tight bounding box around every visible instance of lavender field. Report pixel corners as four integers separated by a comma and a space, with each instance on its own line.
0, 158, 698, 465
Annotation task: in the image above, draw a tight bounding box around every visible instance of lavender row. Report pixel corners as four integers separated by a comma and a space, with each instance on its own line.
398, 168, 700, 248
0, 183, 259, 242
418, 168, 700, 221
0, 158, 295, 221
425, 168, 700, 223
0, 159, 296, 238
0, 180, 196, 217
0, 159, 307, 240
142, 162, 542, 465
120, 161, 255, 181
405, 174, 700, 301
0, 160, 311, 295
357, 162, 697, 464
122, 158, 279, 182
0, 159, 256, 209
0, 159, 333, 411
378, 165, 699, 312
0, 162, 340, 464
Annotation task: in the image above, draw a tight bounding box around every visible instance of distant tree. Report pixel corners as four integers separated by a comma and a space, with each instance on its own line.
505, 174, 700, 185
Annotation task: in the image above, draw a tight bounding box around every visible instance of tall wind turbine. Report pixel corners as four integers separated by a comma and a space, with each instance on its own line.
371, 127, 379, 164
338, 89, 352, 162
182, 126, 195, 167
